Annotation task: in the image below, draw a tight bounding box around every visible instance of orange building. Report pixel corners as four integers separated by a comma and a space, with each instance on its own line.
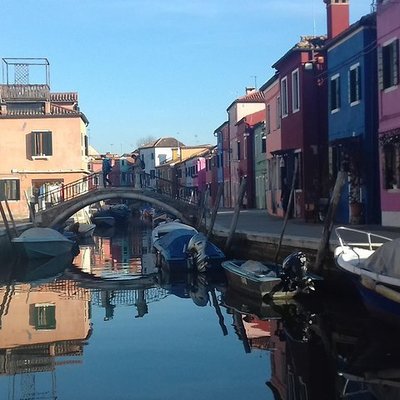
0, 58, 90, 220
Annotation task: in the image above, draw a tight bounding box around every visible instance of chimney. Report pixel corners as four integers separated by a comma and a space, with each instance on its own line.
245, 87, 256, 95
324, 0, 350, 40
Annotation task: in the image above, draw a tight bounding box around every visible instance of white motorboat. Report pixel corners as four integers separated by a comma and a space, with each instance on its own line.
151, 220, 198, 246
334, 226, 400, 322
12, 227, 75, 259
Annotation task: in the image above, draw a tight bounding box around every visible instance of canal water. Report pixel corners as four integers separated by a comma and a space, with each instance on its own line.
0, 217, 399, 399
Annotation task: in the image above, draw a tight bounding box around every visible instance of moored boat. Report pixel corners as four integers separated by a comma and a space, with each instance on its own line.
12, 227, 76, 259
153, 229, 225, 273
221, 252, 319, 300
151, 220, 198, 246
334, 226, 400, 323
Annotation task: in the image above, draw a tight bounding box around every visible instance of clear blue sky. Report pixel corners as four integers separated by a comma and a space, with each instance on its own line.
2, 0, 372, 154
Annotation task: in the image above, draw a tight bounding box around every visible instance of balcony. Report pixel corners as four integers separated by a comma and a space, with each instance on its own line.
0, 84, 50, 101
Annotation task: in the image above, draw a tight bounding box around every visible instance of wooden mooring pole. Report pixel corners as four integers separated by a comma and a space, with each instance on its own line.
207, 182, 223, 240
314, 169, 347, 273
273, 158, 298, 265
0, 201, 13, 242
4, 198, 18, 238
225, 177, 247, 252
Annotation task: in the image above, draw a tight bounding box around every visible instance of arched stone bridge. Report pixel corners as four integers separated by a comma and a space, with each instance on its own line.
35, 187, 200, 228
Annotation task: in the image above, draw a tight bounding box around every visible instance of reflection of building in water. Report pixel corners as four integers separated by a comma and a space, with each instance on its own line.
85, 222, 156, 278
267, 319, 287, 399
232, 312, 273, 353
0, 280, 91, 398
91, 287, 169, 320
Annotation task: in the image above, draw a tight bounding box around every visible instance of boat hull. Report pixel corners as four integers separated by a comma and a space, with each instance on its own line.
222, 260, 283, 299
14, 240, 74, 259
12, 227, 75, 259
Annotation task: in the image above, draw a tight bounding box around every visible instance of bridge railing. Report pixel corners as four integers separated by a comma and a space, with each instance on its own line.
37, 172, 101, 211
36, 170, 202, 212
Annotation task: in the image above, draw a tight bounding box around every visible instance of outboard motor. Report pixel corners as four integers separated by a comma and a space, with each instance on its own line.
187, 233, 209, 273
279, 251, 314, 292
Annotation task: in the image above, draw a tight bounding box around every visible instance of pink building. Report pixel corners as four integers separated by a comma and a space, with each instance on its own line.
0, 58, 89, 220
226, 89, 265, 207
376, 0, 400, 227
261, 74, 282, 216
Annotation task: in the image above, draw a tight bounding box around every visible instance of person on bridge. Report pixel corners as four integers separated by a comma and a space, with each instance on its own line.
102, 155, 113, 187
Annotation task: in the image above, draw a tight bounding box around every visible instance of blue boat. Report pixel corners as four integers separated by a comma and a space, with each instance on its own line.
153, 229, 225, 273
153, 228, 197, 271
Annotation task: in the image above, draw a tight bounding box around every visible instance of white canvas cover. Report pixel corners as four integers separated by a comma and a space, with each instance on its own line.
364, 238, 400, 279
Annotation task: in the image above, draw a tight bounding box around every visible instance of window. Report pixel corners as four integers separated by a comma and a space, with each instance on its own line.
266, 104, 271, 134
383, 144, 400, 189
31, 131, 52, 157
330, 74, 341, 112
379, 39, 399, 90
292, 69, 300, 112
237, 141, 241, 161
0, 179, 20, 200
261, 135, 266, 153
276, 96, 281, 128
31, 303, 56, 330
349, 64, 361, 104
281, 77, 288, 117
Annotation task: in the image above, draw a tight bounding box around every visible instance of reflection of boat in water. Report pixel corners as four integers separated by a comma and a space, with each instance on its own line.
337, 321, 400, 399
158, 268, 227, 306
11, 252, 74, 283
222, 288, 284, 320
222, 252, 320, 300
12, 227, 75, 259
64, 265, 158, 291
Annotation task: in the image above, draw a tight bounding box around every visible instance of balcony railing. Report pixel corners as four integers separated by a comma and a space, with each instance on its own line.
0, 84, 50, 101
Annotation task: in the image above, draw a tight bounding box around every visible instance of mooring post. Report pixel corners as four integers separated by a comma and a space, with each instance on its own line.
314, 169, 347, 273
274, 158, 298, 264
207, 182, 223, 240
4, 198, 18, 238
225, 177, 247, 251
0, 202, 13, 242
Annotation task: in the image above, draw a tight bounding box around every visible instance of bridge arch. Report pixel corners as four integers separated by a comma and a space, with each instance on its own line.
36, 188, 198, 228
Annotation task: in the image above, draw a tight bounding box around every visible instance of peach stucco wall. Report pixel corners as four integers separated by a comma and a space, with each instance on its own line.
0, 283, 91, 349
0, 116, 89, 219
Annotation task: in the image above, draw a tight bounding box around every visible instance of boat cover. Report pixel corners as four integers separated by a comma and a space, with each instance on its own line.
364, 238, 400, 279
153, 229, 196, 259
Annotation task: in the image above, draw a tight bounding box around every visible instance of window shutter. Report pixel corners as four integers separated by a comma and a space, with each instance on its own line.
347, 70, 350, 103
31, 132, 37, 156
44, 132, 53, 155
377, 46, 383, 90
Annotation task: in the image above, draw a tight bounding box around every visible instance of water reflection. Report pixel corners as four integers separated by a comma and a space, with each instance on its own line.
223, 288, 400, 399
1, 218, 400, 399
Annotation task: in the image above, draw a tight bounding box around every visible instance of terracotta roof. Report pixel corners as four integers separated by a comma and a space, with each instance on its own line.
272, 35, 327, 68
236, 91, 265, 103
245, 110, 265, 126
227, 90, 265, 112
